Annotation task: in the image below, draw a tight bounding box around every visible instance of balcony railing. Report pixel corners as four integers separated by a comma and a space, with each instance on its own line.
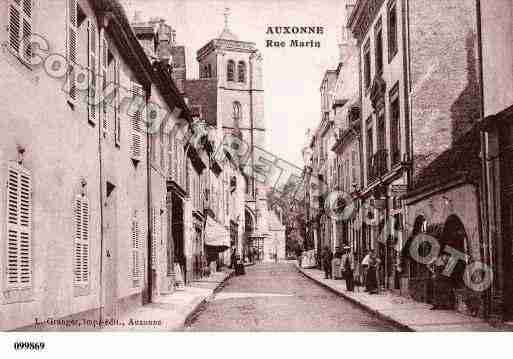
368, 149, 388, 183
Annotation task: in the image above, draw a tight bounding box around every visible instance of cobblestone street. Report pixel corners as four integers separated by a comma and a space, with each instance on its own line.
187, 263, 400, 331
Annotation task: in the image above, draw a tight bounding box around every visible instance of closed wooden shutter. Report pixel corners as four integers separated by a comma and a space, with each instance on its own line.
151, 207, 160, 269
114, 59, 121, 146
6, 162, 32, 288
130, 82, 144, 161
67, 0, 78, 101
101, 32, 108, 135
87, 20, 97, 125
131, 216, 142, 287
74, 195, 89, 285
160, 130, 166, 171
8, 0, 32, 61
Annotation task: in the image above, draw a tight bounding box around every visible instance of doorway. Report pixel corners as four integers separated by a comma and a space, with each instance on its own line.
101, 181, 118, 319
171, 192, 185, 284
499, 121, 513, 318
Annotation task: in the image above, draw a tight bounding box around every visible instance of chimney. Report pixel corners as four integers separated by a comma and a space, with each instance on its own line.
133, 10, 142, 23
338, 1, 357, 63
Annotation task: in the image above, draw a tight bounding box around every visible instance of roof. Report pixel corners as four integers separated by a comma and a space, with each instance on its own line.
184, 79, 218, 126
170, 46, 186, 68
410, 125, 482, 192
218, 26, 239, 41
91, 0, 192, 123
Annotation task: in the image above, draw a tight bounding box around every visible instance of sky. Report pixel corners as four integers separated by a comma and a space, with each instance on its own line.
124, 0, 348, 166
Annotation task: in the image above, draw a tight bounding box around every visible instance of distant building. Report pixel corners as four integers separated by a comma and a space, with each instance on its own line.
185, 11, 283, 263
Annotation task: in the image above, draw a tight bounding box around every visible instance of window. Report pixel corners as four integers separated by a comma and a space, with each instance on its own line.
87, 19, 97, 125
233, 101, 242, 129
227, 60, 235, 82
345, 159, 350, 192
390, 85, 401, 166
6, 162, 32, 289
363, 41, 371, 90
237, 61, 246, 83
377, 113, 386, 151
114, 59, 121, 146
131, 212, 143, 287
160, 129, 166, 171
388, 0, 398, 61
74, 193, 89, 286
374, 19, 383, 75
366, 119, 373, 181
168, 133, 174, 178
151, 207, 160, 270
8, 0, 32, 62
101, 31, 108, 135
67, 0, 77, 101
130, 82, 144, 162
351, 150, 359, 187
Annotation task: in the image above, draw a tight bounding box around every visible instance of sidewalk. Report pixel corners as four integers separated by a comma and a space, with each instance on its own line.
103, 269, 233, 332
297, 265, 499, 332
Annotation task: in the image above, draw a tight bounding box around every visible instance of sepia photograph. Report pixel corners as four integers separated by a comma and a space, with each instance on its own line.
1, 0, 512, 356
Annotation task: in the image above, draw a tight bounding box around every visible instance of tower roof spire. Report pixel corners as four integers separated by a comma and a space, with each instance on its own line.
218, 7, 239, 41
224, 7, 230, 27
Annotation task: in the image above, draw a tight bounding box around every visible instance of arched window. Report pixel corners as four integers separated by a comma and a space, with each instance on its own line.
233, 101, 242, 129
237, 61, 246, 83
227, 60, 235, 82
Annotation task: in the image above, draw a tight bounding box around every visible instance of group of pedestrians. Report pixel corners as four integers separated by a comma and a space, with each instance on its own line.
321, 246, 381, 294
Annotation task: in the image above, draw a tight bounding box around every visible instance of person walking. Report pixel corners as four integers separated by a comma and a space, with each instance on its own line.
230, 247, 237, 269
361, 250, 370, 292
332, 249, 342, 280
365, 250, 380, 294
321, 246, 333, 279
341, 246, 355, 291
428, 253, 454, 310
295, 245, 303, 268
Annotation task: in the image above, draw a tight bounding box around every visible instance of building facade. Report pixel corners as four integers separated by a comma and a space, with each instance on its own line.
349, 0, 485, 314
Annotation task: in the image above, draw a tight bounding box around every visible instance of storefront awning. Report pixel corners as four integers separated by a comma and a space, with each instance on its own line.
204, 216, 230, 252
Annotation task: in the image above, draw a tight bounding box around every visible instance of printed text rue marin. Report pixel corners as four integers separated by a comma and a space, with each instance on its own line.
265, 26, 324, 48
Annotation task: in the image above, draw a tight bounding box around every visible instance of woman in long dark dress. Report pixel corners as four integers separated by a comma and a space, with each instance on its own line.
429, 253, 454, 310
365, 251, 380, 294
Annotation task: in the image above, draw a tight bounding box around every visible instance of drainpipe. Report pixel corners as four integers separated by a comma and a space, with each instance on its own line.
249, 52, 256, 199
146, 84, 153, 305
475, 0, 495, 320
98, 27, 106, 323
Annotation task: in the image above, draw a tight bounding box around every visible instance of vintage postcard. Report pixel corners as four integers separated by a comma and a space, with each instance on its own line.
1, 0, 512, 355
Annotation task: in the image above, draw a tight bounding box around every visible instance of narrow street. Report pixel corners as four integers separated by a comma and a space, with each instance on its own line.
186, 263, 401, 331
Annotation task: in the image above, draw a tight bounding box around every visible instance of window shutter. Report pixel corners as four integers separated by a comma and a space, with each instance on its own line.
151, 207, 160, 269
74, 195, 89, 286
130, 82, 144, 161
67, 0, 78, 101
101, 32, 108, 135
6, 162, 32, 288
8, 0, 32, 61
114, 59, 121, 146
131, 216, 142, 287
87, 20, 97, 125
160, 131, 166, 171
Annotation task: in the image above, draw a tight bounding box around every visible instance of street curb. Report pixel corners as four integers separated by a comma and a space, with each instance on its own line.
295, 265, 414, 332
181, 270, 235, 329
